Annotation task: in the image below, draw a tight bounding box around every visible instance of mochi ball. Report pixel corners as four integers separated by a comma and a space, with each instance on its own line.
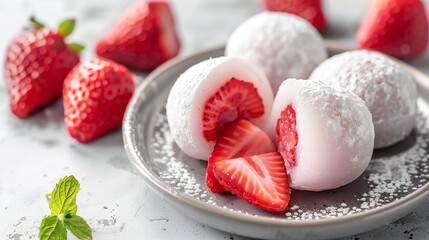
269, 79, 374, 191
166, 57, 274, 160
226, 11, 327, 92
310, 50, 417, 149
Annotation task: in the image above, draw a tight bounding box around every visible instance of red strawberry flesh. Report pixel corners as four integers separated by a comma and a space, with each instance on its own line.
203, 78, 264, 141
276, 104, 298, 166
206, 119, 276, 193
213, 152, 290, 212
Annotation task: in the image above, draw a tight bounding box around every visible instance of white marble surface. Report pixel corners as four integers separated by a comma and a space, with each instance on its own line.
1, 0, 429, 239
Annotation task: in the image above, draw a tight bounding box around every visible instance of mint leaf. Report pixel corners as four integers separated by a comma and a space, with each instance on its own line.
64, 215, 92, 239
67, 42, 85, 55
38, 215, 67, 240
49, 175, 80, 216
58, 19, 76, 37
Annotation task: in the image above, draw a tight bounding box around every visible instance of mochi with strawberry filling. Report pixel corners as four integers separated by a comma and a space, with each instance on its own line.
269, 79, 374, 191
166, 57, 274, 160
225, 11, 327, 92
310, 50, 417, 149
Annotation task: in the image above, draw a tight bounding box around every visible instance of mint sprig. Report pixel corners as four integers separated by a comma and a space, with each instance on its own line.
39, 176, 92, 240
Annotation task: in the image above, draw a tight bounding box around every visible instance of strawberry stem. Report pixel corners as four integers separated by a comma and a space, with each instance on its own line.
30, 16, 45, 29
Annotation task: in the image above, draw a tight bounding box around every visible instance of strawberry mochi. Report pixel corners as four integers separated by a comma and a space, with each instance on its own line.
269, 79, 374, 191
310, 50, 417, 149
166, 57, 274, 160
225, 12, 327, 93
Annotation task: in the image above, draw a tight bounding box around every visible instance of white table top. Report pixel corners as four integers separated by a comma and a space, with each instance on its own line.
1, 0, 429, 239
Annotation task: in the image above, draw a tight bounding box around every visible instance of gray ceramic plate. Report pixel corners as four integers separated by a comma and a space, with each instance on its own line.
123, 45, 429, 240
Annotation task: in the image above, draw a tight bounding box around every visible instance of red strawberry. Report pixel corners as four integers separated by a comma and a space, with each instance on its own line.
206, 119, 276, 193
203, 78, 264, 141
213, 152, 290, 212
276, 105, 298, 167
4, 17, 83, 118
357, 0, 428, 58
63, 58, 134, 142
95, 0, 180, 71
263, 0, 326, 31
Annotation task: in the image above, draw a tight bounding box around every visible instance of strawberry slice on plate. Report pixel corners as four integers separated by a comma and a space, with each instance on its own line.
206, 119, 276, 193
95, 0, 180, 71
357, 0, 428, 58
263, 0, 326, 31
213, 152, 290, 212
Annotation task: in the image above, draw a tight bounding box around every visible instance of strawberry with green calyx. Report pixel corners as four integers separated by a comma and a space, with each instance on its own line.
4, 17, 84, 118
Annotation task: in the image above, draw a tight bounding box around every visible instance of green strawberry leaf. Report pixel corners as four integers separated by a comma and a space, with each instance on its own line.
49, 175, 80, 216
64, 215, 93, 239
58, 19, 76, 37
38, 215, 67, 240
30, 16, 45, 29
68, 42, 85, 55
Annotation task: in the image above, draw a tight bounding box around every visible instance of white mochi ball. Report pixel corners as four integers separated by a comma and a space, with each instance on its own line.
225, 11, 327, 93
310, 50, 417, 149
166, 57, 274, 160
269, 79, 374, 191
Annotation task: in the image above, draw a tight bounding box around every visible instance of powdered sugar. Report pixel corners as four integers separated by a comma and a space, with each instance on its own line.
310, 50, 417, 149
225, 12, 327, 92
269, 80, 374, 191
166, 57, 273, 160
148, 99, 429, 221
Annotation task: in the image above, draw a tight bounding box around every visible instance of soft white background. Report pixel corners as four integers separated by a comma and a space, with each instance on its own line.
1, 0, 429, 239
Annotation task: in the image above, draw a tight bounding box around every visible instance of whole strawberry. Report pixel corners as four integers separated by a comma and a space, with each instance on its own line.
4, 17, 83, 118
357, 0, 428, 58
63, 58, 134, 142
95, 0, 181, 71
263, 0, 326, 31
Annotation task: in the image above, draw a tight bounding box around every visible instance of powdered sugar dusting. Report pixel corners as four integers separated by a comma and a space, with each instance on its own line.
148, 100, 429, 220
310, 50, 417, 149
226, 12, 327, 92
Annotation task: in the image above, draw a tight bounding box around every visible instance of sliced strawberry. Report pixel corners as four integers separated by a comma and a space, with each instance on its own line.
203, 78, 264, 141
276, 105, 298, 166
263, 0, 326, 31
357, 0, 428, 58
95, 1, 180, 71
206, 119, 276, 193
213, 152, 290, 212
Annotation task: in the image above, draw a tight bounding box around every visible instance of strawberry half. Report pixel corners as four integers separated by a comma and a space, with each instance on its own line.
63, 58, 134, 142
276, 105, 298, 167
4, 17, 83, 118
357, 0, 428, 58
203, 78, 264, 141
213, 152, 290, 212
263, 0, 326, 31
95, 0, 180, 71
206, 119, 276, 193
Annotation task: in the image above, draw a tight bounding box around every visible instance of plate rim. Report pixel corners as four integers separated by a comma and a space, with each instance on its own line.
123, 44, 429, 229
